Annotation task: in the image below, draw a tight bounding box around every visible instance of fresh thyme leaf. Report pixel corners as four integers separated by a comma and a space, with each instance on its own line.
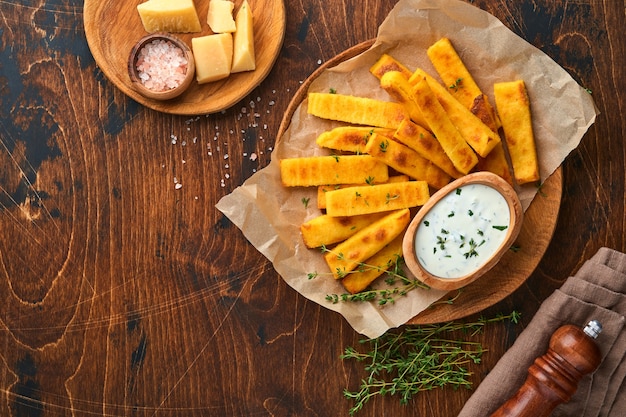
449, 77, 463, 92
463, 238, 479, 259
342, 311, 521, 415
385, 193, 400, 204
323, 255, 428, 306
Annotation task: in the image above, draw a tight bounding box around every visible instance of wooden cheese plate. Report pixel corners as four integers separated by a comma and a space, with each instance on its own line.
83, 0, 285, 115
277, 40, 563, 325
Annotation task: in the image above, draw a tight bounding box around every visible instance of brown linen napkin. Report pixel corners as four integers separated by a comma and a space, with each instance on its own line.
458, 247, 626, 417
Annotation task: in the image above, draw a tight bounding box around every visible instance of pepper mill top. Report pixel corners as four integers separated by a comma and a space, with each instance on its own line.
583, 320, 602, 339
549, 321, 602, 377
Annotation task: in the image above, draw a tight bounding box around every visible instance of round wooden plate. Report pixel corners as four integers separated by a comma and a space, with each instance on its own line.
83, 0, 285, 115
278, 40, 563, 325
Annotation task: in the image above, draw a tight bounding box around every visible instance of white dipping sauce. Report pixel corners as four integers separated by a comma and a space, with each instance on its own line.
414, 183, 511, 278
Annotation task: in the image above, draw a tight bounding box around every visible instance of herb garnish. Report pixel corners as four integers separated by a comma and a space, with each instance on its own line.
385, 193, 400, 204
341, 311, 521, 415
449, 77, 463, 92
320, 254, 428, 306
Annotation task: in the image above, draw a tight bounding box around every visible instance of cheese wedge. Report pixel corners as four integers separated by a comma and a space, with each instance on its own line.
231, 0, 256, 73
137, 0, 202, 33
192, 34, 233, 84
207, 0, 236, 33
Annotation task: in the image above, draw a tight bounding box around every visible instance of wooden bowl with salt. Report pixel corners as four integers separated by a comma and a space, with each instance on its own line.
403, 171, 523, 291
128, 33, 195, 101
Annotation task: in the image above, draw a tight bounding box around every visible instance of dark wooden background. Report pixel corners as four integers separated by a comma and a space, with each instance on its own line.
0, 0, 623, 416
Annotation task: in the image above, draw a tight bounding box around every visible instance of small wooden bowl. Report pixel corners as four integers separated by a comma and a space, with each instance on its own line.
403, 171, 523, 291
127, 33, 195, 101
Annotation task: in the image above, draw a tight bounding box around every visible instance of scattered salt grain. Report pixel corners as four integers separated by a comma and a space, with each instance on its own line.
136, 39, 188, 92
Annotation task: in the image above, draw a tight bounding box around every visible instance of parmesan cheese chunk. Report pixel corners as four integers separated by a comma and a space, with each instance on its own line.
136, 0, 202, 33
192, 34, 233, 84
231, 0, 256, 73
207, 0, 236, 33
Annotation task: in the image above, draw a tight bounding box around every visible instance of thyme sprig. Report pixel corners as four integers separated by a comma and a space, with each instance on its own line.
315, 252, 429, 306
341, 311, 521, 415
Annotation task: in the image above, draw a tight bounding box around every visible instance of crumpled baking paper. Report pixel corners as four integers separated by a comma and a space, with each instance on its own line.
216, 0, 598, 338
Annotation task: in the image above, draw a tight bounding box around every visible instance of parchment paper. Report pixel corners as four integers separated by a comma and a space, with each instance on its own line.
216, 0, 598, 338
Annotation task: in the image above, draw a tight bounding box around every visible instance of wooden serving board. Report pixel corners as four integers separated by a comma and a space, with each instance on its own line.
278, 40, 563, 325
83, 0, 285, 115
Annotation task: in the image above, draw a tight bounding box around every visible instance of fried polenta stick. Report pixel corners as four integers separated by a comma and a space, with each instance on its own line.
315, 126, 394, 153
379, 71, 429, 128
369, 53, 413, 80
409, 68, 500, 158
324, 209, 410, 279
325, 181, 429, 217
474, 142, 514, 185
364, 133, 451, 189
427, 37, 500, 131
280, 155, 388, 187
307, 93, 409, 129
411, 77, 479, 174
300, 212, 388, 248
341, 235, 404, 294
494, 80, 540, 184
393, 118, 464, 179
317, 175, 410, 209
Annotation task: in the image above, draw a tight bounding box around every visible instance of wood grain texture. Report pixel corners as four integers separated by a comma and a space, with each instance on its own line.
0, 0, 623, 416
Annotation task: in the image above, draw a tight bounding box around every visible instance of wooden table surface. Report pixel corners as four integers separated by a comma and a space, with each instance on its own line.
0, 0, 623, 416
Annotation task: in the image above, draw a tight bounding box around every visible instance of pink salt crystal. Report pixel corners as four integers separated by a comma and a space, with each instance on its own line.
136, 39, 188, 92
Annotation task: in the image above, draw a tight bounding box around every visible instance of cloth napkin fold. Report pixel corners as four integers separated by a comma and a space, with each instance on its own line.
458, 247, 626, 417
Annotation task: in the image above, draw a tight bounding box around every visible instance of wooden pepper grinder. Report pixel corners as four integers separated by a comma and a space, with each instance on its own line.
490, 320, 602, 417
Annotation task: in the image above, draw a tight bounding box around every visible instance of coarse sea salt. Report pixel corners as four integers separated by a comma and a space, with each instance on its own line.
136, 39, 188, 92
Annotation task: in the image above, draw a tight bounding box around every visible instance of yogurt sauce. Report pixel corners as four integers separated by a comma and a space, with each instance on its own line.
414, 183, 511, 278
